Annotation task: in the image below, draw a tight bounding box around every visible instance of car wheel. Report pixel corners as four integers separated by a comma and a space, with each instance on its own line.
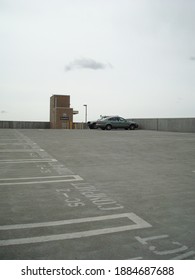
106, 124, 112, 130
91, 123, 97, 129
129, 124, 135, 130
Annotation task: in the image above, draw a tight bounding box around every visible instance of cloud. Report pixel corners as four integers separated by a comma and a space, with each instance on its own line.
65, 58, 113, 72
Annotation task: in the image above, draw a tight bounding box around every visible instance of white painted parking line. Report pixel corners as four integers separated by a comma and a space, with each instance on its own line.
0, 212, 152, 246
0, 212, 147, 230
0, 143, 30, 145
0, 175, 83, 186
0, 159, 57, 164
0, 175, 78, 181
0, 139, 25, 141
0, 149, 44, 152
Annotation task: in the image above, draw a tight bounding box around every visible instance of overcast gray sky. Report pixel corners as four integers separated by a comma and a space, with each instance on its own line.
1, 0, 195, 122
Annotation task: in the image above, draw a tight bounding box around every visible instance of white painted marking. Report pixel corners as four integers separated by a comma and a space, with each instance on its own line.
154, 245, 188, 255
171, 251, 195, 260
0, 159, 57, 164
149, 246, 155, 251
0, 213, 152, 246
0, 175, 83, 186
0, 212, 148, 230
0, 175, 77, 181
0, 143, 30, 146
0, 139, 26, 141
135, 235, 169, 245
0, 149, 44, 152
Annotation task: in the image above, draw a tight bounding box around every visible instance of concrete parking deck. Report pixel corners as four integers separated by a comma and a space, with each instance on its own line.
0, 129, 194, 260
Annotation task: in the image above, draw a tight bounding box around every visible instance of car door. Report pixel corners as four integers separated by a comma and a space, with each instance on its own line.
118, 117, 128, 128
108, 117, 119, 128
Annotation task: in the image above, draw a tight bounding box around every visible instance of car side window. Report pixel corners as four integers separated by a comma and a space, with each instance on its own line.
109, 117, 118, 121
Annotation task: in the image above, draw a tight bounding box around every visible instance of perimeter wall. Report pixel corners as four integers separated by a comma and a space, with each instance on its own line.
128, 118, 195, 133
0, 118, 195, 133
0, 121, 50, 129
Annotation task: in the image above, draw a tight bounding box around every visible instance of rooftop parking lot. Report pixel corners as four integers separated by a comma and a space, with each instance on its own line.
0, 128, 194, 260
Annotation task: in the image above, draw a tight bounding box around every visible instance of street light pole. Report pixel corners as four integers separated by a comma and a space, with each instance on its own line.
83, 104, 87, 128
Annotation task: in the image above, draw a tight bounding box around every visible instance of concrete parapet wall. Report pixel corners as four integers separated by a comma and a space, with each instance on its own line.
130, 118, 195, 133
0, 121, 50, 129
73, 122, 84, 129
1, 118, 194, 132
0, 121, 85, 129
